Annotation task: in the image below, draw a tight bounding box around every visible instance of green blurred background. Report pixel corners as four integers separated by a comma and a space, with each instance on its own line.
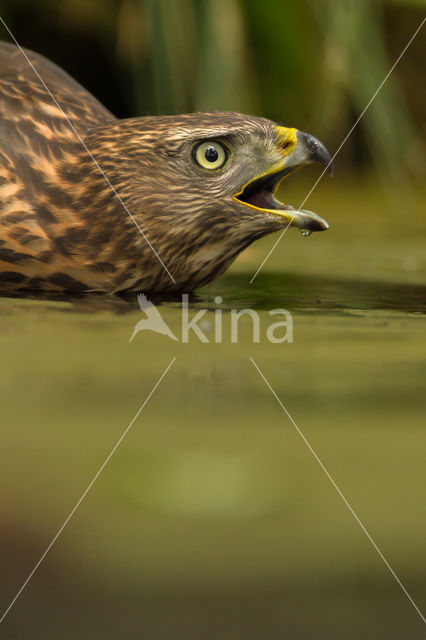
1, 0, 425, 182
0, 1, 425, 638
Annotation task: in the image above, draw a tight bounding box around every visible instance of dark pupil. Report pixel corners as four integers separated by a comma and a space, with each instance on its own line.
205, 146, 219, 162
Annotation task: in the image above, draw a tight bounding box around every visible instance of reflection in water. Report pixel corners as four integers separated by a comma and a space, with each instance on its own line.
205, 272, 426, 315
1, 267, 425, 639
1, 270, 425, 315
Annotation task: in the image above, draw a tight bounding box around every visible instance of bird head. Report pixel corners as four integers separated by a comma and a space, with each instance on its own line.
84, 112, 333, 291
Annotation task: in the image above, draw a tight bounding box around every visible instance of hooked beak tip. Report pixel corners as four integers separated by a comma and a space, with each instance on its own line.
297, 130, 334, 177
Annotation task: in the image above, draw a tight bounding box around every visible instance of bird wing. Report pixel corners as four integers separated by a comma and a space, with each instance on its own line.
0, 42, 115, 175
138, 294, 166, 323
0, 41, 114, 138
0, 42, 117, 290
138, 293, 152, 311
136, 294, 178, 340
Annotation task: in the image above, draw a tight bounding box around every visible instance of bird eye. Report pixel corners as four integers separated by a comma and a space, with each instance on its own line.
193, 140, 228, 170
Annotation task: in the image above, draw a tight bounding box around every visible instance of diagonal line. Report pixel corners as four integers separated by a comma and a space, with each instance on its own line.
250, 356, 426, 625
250, 17, 426, 284
0, 17, 176, 284
0, 356, 176, 626
249, 218, 294, 284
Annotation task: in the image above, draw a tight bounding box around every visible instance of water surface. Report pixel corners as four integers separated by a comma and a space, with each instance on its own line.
1, 182, 425, 638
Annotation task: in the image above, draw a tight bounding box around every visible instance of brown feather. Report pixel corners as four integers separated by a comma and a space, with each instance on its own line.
0, 42, 316, 294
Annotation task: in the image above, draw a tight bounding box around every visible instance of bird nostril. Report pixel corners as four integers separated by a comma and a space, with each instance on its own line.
282, 141, 291, 151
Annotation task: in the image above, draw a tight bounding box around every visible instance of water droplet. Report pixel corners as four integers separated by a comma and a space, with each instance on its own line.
300, 229, 312, 237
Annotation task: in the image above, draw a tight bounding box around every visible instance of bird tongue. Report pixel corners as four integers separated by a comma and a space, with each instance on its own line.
248, 190, 329, 231
248, 189, 279, 210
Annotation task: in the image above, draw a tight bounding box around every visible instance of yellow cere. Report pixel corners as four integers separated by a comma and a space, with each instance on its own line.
274, 126, 298, 157
232, 126, 300, 221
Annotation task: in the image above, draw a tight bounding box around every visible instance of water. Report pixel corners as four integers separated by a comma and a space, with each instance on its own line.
1, 181, 425, 638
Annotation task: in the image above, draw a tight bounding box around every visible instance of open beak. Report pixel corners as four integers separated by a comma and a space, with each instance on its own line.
234, 129, 333, 232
